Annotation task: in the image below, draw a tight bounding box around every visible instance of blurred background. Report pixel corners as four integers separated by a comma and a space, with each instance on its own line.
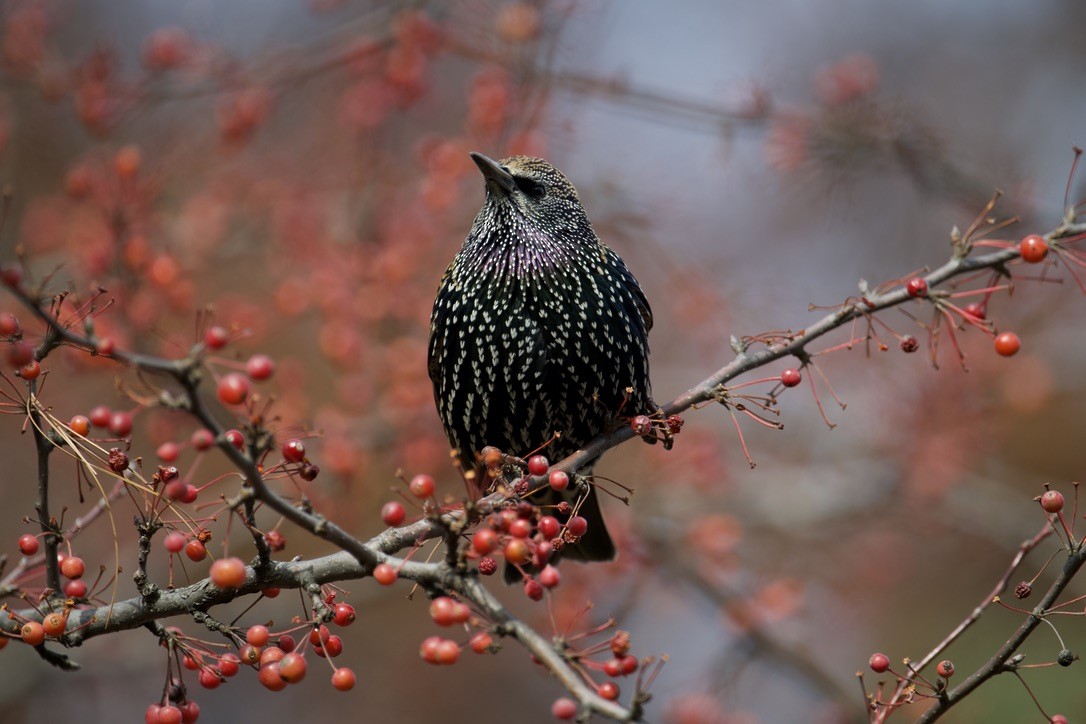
2, 1, 1086, 721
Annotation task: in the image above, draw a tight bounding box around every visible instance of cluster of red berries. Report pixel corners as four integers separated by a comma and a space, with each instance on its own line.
418, 596, 497, 666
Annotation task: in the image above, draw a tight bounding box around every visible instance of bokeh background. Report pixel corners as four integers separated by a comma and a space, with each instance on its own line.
2, 1, 1086, 722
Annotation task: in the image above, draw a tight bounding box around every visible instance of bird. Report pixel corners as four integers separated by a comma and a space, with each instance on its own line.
427, 152, 654, 569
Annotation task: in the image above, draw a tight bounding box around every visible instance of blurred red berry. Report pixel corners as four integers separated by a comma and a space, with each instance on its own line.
994, 332, 1020, 357
1019, 234, 1049, 263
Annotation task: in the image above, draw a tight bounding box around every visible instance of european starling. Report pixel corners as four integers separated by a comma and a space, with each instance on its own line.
428, 152, 654, 564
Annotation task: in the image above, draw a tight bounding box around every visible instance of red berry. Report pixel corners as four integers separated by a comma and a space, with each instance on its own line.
469, 632, 493, 654
429, 597, 458, 626
780, 368, 802, 387
477, 556, 497, 575
538, 515, 561, 539
331, 667, 356, 691
221, 429, 245, 450
185, 540, 207, 562
539, 564, 560, 589
64, 579, 87, 598
508, 518, 532, 539
204, 326, 229, 350
869, 652, 891, 673
261, 587, 281, 598
598, 681, 619, 700
552, 698, 577, 720
905, 277, 928, 298
333, 603, 356, 626
419, 635, 442, 664
18, 360, 40, 380
281, 439, 305, 463
179, 702, 200, 723
108, 411, 133, 436
246, 354, 275, 381
994, 331, 1020, 357
899, 336, 919, 353
257, 662, 287, 691
472, 528, 498, 555
630, 415, 652, 435
309, 625, 331, 647
524, 578, 544, 601
209, 557, 246, 588
1020, 234, 1049, 263
219, 653, 241, 677
21, 620, 45, 645
527, 455, 549, 476
260, 646, 286, 666
277, 634, 296, 653
157, 442, 180, 462
1051, 716, 1069, 724
95, 337, 115, 356
164, 532, 186, 553
7, 341, 34, 367
1041, 490, 1064, 513
0, 312, 19, 336
277, 652, 307, 683
381, 501, 406, 526
604, 658, 622, 677
619, 655, 638, 675
191, 429, 214, 451
373, 563, 397, 585
504, 539, 531, 566
60, 556, 85, 579
157, 705, 183, 724
435, 639, 460, 665
217, 374, 249, 406
936, 659, 955, 678
89, 405, 111, 428
963, 302, 986, 320
409, 473, 435, 498
548, 470, 569, 491
69, 415, 90, 436
247, 625, 270, 646
42, 612, 66, 637
198, 668, 222, 689
239, 645, 261, 665
18, 534, 39, 555
146, 705, 162, 724
567, 516, 588, 537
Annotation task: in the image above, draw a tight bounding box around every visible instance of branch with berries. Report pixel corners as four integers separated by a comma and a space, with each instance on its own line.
1, 198, 1085, 722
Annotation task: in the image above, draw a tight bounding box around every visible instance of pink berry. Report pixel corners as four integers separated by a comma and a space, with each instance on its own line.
409, 474, 435, 498
246, 354, 275, 381
209, 557, 246, 588
905, 277, 928, 298
552, 698, 577, 720
567, 516, 588, 537
281, 439, 305, 463
381, 501, 406, 526
780, 368, 802, 387
18, 534, 39, 555
548, 470, 569, 491
204, 326, 229, 350
217, 373, 249, 406
1020, 234, 1048, 263
527, 455, 549, 476
1040, 490, 1064, 513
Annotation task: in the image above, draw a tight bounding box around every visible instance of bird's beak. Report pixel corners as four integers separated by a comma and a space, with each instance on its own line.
470, 152, 516, 195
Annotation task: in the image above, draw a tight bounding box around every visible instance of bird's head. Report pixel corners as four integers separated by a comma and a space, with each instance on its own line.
468, 152, 592, 238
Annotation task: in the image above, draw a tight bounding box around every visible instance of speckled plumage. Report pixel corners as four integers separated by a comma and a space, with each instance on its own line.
428, 153, 653, 562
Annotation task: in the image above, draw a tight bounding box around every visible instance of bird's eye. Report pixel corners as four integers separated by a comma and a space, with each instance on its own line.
514, 176, 546, 199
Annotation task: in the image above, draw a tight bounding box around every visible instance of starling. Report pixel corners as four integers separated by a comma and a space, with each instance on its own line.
428, 152, 654, 565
